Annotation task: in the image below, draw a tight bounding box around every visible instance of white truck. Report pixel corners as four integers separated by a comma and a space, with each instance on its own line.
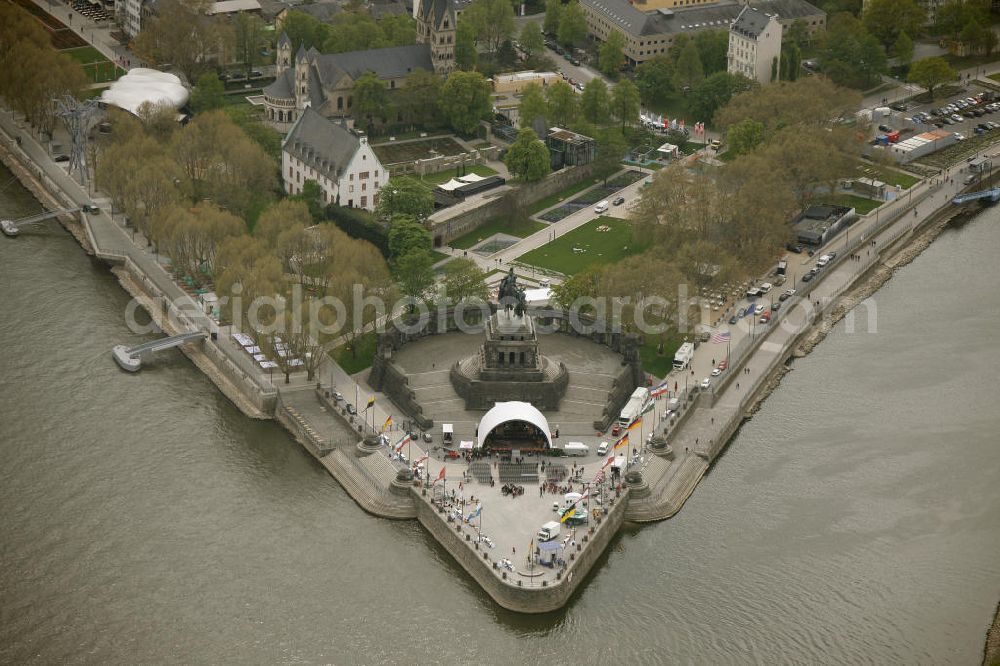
538, 521, 561, 542
673, 342, 695, 370
618, 387, 652, 427
564, 442, 589, 456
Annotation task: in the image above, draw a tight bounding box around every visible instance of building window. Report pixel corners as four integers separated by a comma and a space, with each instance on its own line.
361, 196, 367, 207
362, 183, 366, 191
349, 185, 354, 193
348, 199, 353, 207
360, 171, 369, 179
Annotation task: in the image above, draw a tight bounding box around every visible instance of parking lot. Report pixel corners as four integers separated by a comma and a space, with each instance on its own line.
877, 87, 1000, 145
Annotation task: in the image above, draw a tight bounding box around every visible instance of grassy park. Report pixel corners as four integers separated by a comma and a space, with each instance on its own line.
330, 331, 377, 375
372, 136, 467, 165
517, 216, 646, 276
449, 215, 546, 249
62, 46, 124, 83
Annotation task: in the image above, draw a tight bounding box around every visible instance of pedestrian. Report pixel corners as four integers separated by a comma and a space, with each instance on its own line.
695, 438, 699, 445
736, 382, 739, 390
711, 417, 714, 424
712, 358, 715, 366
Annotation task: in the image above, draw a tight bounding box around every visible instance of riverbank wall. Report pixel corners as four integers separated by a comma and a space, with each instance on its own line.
413, 484, 629, 613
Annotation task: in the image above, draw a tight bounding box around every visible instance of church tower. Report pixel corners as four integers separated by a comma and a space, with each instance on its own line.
294, 44, 310, 111
275, 32, 292, 76
416, 0, 457, 75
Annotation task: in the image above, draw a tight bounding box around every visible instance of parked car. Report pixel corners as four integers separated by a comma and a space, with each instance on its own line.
878, 124, 891, 132
802, 270, 816, 283
779, 288, 796, 301
81, 203, 99, 213
711, 367, 722, 377
786, 243, 803, 253
729, 314, 739, 325
771, 301, 782, 312
700, 377, 712, 389
717, 359, 728, 371
955, 133, 966, 141
613, 196, 625, 205
346, 403, 357, 415
754, 304, 765, 315
422, 432, 433, 443
54, 154, 69, 162
759, 311, 771, 324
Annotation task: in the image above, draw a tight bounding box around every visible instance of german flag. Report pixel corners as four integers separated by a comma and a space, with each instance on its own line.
364, 395, 376, 411
627, 417, 642, 431
613, 433, 630, 451
381, 415, 393, 433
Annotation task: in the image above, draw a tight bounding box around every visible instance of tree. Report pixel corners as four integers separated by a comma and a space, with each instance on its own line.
907, 56, 956, 97
290, 179, 324, 222
611, 80, 641, 129
780, 41, 801, 81
594, 129, 628, 184
234, 12, 265, 78
545, 80, 579, 127
673, 40, 704, 91
862, 0, 925, 49
543, 0, 562, 36
442, 258, 488, 304
581, 78, 611, 125
960, 20, 989, 55
818, 13, 888, 89
726, 118, 765, 156
439, 71, 492, 135
694, 30, 730, 75
715, 76, 861, 135
634, 56, 675, 107
394, 250, 436, 306
505, 128, 551, 182
376, 176, 435, 222
518, 82, 549, 129
397, 69, 443, 128
455, 22, 479, 70
520, 21, 545, 60
557, 1, 587, 48
255, 199, 314, 247
598, 31, 626, 77
935, 0, 989, 40
353, 72, 390, 132
191, 72, 225, 112
132, 0, 227, 83
387, 214, 433, 258
465, 0, 515, 56
688, 71, 754, 123
891, 31, 914, 66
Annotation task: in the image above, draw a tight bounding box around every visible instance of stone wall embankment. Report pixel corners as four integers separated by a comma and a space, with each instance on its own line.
413, 485, 628, 613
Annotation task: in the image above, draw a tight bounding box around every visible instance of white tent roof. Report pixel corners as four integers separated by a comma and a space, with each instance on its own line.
100, 68, 189, 116
458, 173, 486, 183
477, 401, 553, 449
437, 178, 466, 191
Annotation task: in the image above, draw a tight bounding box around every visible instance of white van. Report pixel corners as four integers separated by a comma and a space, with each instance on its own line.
594, 201, 609, 214
816, 254, 832, 267
538, 521, 561, 542
564, 442, 588, 456
597, 441, 609, 456
759, 282, 773, 293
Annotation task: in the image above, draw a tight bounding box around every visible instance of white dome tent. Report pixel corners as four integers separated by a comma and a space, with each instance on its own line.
476, 401, 556, 450
100, 68, 189, 117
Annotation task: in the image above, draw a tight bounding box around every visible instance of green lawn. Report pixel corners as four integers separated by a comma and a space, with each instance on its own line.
517, 216, 646, 276
639, 332, 685, 379
855, 161, 920, 189
449, 216, 546, 249
820, 194, 882, 215
63, 45, 106, 64
430, 249, 451, 264
329, 331, 377, 375
526, 177, 600, 216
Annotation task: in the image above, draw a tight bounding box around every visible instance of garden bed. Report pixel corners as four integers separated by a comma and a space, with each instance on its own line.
372, 136, 466, 165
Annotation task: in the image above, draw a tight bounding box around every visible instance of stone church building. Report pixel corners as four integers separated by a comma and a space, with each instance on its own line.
263, 0, 461, 132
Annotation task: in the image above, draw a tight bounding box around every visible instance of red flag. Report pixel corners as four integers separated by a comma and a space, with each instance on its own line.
432, 467, 446, 485
601, 454, 615, 469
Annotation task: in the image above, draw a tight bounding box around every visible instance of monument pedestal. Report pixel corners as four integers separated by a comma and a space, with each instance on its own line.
451, 309, 567, 411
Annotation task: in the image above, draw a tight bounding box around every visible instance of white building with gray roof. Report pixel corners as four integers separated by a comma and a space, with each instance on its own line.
727, 6, 782, 84
282, 107, 389, 212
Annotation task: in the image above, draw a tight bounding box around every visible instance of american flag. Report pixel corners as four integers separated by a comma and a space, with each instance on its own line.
710, 330, 732, 344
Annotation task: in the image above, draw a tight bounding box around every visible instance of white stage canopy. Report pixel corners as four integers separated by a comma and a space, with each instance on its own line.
100, 68, 189, 117
476, 401, 554, 449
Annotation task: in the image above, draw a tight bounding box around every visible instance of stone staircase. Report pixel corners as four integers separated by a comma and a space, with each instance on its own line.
624, 456, 708, 522
323, 449, 416, 519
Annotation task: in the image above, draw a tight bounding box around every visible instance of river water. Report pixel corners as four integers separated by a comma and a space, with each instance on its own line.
2, 162, 999, 664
